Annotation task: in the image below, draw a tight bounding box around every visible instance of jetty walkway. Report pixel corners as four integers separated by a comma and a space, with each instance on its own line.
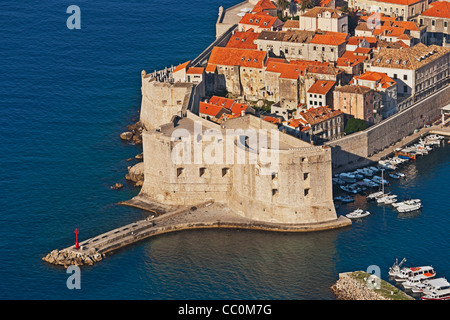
42, 197, 351, 267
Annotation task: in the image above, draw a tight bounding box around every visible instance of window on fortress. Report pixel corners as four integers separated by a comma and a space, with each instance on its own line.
304, 188, 310, 197
272, 189, 279, 197
199, 167, 207, 177
303, 172, 309, 181
272, 173, 278, 180
177, 168, 184, 177
222, 168, 230, 177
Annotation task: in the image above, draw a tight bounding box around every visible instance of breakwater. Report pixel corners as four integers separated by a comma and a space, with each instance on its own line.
331, 271, 414, 300
42, 198, 351, 267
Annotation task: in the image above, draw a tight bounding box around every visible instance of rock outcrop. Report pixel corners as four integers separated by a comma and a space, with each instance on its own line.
42, 249, 104, 267
120, 121, 144, 145
125, 162, 144, 187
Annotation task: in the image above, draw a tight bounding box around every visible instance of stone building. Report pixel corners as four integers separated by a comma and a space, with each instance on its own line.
306, 80, 335, 109
369, 43, 450, 100
352, 71, 398, 118
299, 7, 348, 33
138, 112, 340, 225
347, 0, 429, 21
416, 1, 450, 46
333, 84, 383, 125
207, 46, 268, 100
238, 12, 284, 33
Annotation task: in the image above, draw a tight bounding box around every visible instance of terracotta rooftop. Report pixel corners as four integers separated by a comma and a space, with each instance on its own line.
372, 26, 407, 38
301, 7, 344, 18
173, 60, 191, 73
207, 96, 250, 115
371, 43, 450, 70
199, 102, 230, 118
208, 46, 267, 68
420, 1, 450, 19
310, 33, 346, 46
239, 13, 281, 30
369, 0, 424, 5
226, 30, 259, 49
334, 84, 372, 94
298, 106, 344, 126
307, 80, 336, 95
353, 71, 396, 89
283, 19, 300, 29
265, 61, 301, 79
186, 67, 204, 75
252, 0, 277, 12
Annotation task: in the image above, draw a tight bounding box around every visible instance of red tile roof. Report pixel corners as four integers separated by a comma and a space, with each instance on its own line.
207, 96, 250, 115
420, 1, 450, 18
265, 61, 301, 80
186, 67, 204, 75
310, 34, 346, 46
199, 102, 228, 118
208, 47, 267, 68
239, 13, 281, 30
252, 0, 277, 12
173, 60, 191, 73
299, 106, 343, 126
205, 64, 217, 73
353, 71, 396, 89
307, 80, 336, 95
226, 30, 259, 49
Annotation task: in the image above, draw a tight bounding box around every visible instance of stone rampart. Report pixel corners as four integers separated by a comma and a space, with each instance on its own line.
326, 84, 450, 170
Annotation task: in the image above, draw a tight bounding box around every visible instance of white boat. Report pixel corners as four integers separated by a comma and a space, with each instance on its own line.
421, 288, 450, 300
377, 194, 397, 204
403, 272, 438, 290
427, 134, 444, 140
345, 208, 370, 219
394, 266, 436, 283
367, 191, 384, 200
392, 199, 421, 208
412, 278, 450, 294
339, 172, 357, 183
389, 173, 400, 179
388, 258, 407, 278
396, 202, 422, 213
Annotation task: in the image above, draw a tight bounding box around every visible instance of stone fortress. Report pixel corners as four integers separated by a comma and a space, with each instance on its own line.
137, 68, 348, 227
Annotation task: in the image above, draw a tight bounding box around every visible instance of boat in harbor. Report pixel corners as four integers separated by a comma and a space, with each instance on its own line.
367, 190, 384, 200
345, 208, 370, 219
392, 199, 421, 208
377, 194, 397, 204
394, 266, 436, 283
402, 272, 438, 290
412, 277, 450, 295
340, 184, 359, 194
389, 173, 400, 179
395, 201, 422, 213
421, 288, 450, 300
389, 258, 407, 278
341, 195, 354, 203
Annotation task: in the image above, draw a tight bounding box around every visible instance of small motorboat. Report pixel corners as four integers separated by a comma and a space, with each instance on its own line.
412, 278, 450, 295
345, 208, 370, 219
367, 191, 384, 200
395, 266, 436, 283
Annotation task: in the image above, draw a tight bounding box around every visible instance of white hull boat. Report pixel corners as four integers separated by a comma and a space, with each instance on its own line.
345, 208, 370, 219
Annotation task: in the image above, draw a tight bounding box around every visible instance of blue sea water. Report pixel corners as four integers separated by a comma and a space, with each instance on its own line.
0, 0, 449, 300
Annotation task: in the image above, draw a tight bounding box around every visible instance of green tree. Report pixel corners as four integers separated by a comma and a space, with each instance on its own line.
344, 118, 367, 134
298, 0, 317, 13
276, 0, 289, 17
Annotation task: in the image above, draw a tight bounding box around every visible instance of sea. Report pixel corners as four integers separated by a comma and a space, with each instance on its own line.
0, 0, 449, 300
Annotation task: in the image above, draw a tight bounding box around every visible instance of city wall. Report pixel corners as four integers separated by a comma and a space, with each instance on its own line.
326, 84, 450, 170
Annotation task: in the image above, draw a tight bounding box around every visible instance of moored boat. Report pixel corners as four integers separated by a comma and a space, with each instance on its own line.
421, 288, 450, 300
345, 208, 370, 219
395, 266, 436, 283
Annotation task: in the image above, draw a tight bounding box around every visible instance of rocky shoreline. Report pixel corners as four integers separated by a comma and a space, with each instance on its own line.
42, 248, 104, 268
330, 271, 414, 300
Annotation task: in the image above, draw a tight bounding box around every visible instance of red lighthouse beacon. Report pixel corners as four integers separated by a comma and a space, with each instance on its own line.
74, 228, 80, 249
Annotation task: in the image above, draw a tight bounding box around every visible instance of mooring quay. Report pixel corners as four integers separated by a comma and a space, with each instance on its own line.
42, 198, 351, 267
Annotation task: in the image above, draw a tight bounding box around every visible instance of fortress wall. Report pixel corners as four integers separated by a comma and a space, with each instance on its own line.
140, 71, 195, 130
326, 85, 450, 169
366, 85, 450, 155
